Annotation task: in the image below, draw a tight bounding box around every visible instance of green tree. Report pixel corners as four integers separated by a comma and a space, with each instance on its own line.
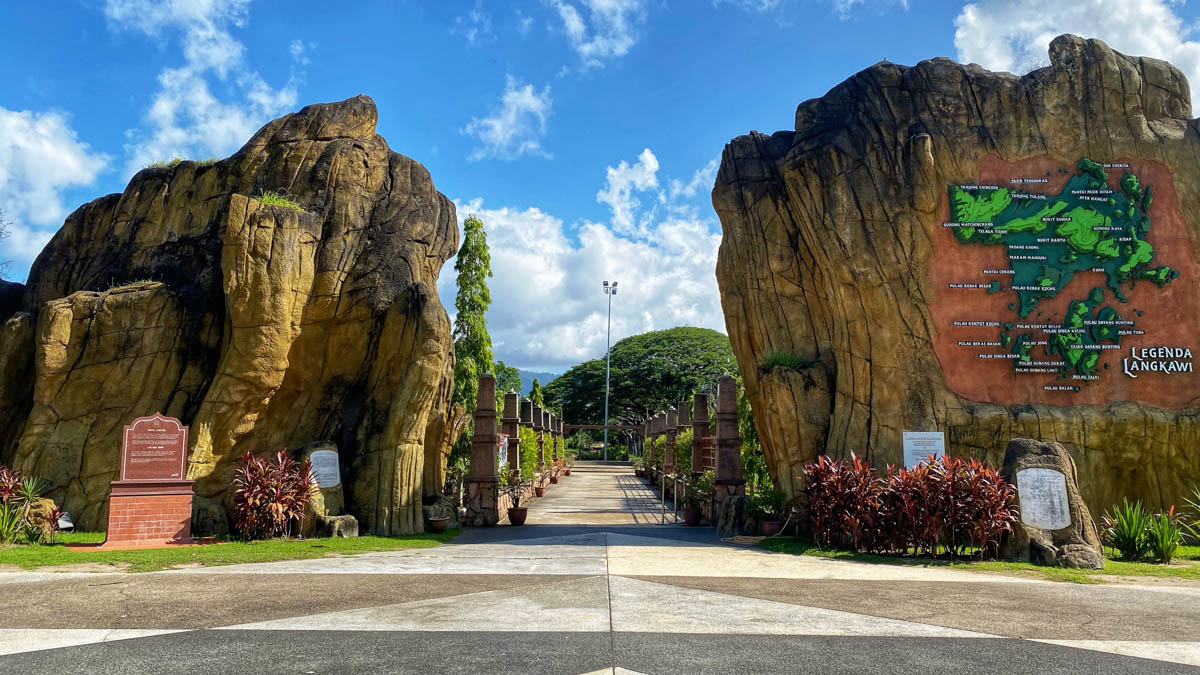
451, 215, 494, 415
543, 327, 735, 426
494, 360, 522, 410
529, 378, 544, 408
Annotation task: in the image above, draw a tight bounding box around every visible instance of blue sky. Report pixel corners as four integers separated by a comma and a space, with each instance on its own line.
3, 0, 1200, 370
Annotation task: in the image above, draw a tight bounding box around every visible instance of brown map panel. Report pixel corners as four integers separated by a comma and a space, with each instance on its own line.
930, 155, 1200, 408
121, 415, 187, 481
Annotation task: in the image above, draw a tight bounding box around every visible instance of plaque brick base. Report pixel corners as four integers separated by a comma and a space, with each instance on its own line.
103, 480, 196, 547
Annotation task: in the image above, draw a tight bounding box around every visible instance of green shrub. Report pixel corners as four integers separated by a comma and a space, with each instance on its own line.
0, 466, 61, 544
144, 157, 184, 169
751, 486, 787, 522
673, 428, 693, 474
1101, 499, 1153, 560
255, 190, 306, 213
1185, 486, 1200, 541
518, 425, 539, 479
759, 350, 813, 372
1146, 508, 1184, 564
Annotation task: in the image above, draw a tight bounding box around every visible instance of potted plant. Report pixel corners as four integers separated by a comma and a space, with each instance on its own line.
499, 467, 532, 526
550, 466, 559, 484
634, 458, 645, 478
753, 487, 787, 536
426, 515, 451, 533
563, 456, 573, 476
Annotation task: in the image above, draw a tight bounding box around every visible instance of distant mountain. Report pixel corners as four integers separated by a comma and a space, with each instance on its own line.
518, 369, 560, 395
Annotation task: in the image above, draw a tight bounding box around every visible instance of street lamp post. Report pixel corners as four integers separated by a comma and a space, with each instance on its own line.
602, 280, 618, 462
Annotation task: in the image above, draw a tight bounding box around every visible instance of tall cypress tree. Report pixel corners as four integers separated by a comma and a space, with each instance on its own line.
529, 378, 544, 408
451, 215, 494, 416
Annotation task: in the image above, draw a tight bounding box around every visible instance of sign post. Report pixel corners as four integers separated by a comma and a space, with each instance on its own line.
102, 413, 197, 548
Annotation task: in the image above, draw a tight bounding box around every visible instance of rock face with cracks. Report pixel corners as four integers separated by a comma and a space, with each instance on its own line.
714, 36, 1200, 517
0, 95, 459, 535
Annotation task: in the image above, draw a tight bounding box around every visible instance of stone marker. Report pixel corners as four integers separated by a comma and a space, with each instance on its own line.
104, 413, 195, 547
1000, 438, 1104, 569
297, 441, 358, 537
1016, 468, 1071, 530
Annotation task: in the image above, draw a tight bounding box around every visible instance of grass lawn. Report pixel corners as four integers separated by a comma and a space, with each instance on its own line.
0, 529, 460, 573
759, 537, 1200, 584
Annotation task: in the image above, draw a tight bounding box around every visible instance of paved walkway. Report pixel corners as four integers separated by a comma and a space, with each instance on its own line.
2, 464, 1200, 673
521, 462, 671, 526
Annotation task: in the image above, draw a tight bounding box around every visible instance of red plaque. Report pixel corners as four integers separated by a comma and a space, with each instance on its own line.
121, 413, 188, 482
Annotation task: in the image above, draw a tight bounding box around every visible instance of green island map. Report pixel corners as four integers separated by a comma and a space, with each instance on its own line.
946, 158, 1179, 388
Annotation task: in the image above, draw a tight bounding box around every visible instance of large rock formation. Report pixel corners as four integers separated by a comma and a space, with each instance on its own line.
0, 95, 459, 534
714, 36, 1200, 518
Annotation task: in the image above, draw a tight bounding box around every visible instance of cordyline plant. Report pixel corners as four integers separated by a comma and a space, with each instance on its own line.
804, 454, 1017, 559
0, 465, 62, 544
231, 451, 318, 540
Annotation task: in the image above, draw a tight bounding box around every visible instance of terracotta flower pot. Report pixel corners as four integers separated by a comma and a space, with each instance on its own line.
534, 486, 546, 497
635, 469, 644, 477
550, 475, 559, 484
426, 516, 450, 534
759, 520, 782, 536
682, 507, 702, 527
564, 468, 571, 475
508, 507, 528, 526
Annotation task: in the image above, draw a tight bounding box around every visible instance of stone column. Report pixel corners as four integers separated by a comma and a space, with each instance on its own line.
466, 374, 499, 527
554, 417, 562, 463
691, 393, 711, 476
548, 414, 558, 463
502, 392, 520, 475
664, 407, 678, 476
533, 405, 545, 469
713, 375, 744, 513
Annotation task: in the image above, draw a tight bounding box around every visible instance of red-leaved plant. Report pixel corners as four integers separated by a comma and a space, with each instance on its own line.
0, 465, 22, 505
804, 454, 1016, 559
231, 451, 317, 540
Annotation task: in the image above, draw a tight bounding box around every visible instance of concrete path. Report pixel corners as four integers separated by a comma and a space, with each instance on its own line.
2, 463, 1199, 673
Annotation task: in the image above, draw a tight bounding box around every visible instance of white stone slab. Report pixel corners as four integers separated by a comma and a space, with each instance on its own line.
1017, 467, 1071, 530
0, 629, 185, 656
309, 449, 340, 488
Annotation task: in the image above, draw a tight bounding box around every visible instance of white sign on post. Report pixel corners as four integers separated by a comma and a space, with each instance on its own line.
902, 431, 945, 468
309, 450, 341, 488
1016, 467, 1071, 530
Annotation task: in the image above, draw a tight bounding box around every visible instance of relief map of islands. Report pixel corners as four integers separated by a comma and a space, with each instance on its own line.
932, 157, 1197, 406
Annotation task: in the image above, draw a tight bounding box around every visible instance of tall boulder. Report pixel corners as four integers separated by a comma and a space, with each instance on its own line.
714, 36, 1200, 517
0, 95, 459, 534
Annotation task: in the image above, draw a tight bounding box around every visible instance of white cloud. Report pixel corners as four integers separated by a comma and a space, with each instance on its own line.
105, 0, 304, 175
712, 0, 905, 18
0, 107, 108, 278
596, 148, 660, 237
463, 75, 553, 161
452, 1, 493, 45
439, 152, 725, 370
669, 158, 719, 200
545, 0, 646, 68
955, 0, 1200, 110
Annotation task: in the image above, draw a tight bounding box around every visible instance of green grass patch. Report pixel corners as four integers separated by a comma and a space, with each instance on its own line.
254, 190, 306, 213
759, 537, 1200, 584
144, 157, 184, 169
0, 529, 459, 573
759, 350, 814, 372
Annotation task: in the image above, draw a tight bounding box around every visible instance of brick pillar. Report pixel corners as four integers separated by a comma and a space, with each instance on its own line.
549, 414, 558, 463
553, 417, 561, 463
713, 375, 744, 514
533, 405, 545, 468
502, 391, 520, 475
664, 407, 678, 476
466, 374, 499, 526
692, 393, 711, 476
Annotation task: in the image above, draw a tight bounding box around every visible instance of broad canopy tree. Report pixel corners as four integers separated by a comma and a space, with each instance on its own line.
543, 327, 736, 427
